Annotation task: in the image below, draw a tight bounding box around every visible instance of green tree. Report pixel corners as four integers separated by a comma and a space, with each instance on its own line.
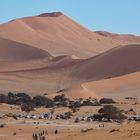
98, 105, 126, 120
21, 102, 35, 114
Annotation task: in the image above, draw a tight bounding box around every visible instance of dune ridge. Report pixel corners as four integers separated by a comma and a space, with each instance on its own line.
0, 12, 131, 58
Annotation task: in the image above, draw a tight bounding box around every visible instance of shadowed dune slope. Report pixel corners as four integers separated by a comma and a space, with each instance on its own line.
71, 44, 140, 81
0, 37, 50, 61
0, 44, 139, 98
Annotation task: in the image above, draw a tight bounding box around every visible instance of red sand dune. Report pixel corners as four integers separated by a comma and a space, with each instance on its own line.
0, 12, 139, 98
82, 71, 140, 98
0, 43, 139, 98
71, 44, 140, 81
0, 12, 129, 58
96, 31, 140, 43
0, 37, 50, 61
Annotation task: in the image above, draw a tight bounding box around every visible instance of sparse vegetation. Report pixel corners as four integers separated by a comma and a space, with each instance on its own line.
74, 117, 80, 123
33, 96, 53, 107
81, 128, 93, 133
0, 92, 114, 113
98, 105, 126, 120
69, 101, 80, 113
99, 98, 116, 104
21, 102, 35, 114
81, 98, 100, 106
0, 123, 6, 128
0, 94, 8, 103
109, 129, 120, 133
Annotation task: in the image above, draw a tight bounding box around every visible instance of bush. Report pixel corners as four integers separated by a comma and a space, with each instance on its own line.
81, 128, 93, 133
65, 111, 73, 119
69, 101, 80, 108
92, 114, 103, 121
99, 98, 116, 104
0, 94, 8, 103
81, 99, 100, 106
68, 101, 80, 113
98, 105, 126, 120
4, 113, 18, 120
21, 102, 35, 113
7, 92, 17, 104
33, 96, 53, 107
0, 123, 6, 128
53, 94, 68, 102
7, 92, 32, 105
15, 93, 32, 105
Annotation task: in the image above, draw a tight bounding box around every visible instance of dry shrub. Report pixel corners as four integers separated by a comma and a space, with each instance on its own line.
81, 128, 93, 133
0, 123, 6, 128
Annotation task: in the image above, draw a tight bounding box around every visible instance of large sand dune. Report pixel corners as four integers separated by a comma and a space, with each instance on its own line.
83, 71, 140, 98
0, 12, 129, 58
71, 44, 140, 81
0, 44, 139, 98
0, 12, 139, 98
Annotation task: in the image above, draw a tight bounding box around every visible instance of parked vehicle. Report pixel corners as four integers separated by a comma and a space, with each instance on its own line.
39, 115, 44, 119
128, 115, 140, 121
25, 114, 30, 119
44, 112, 51, 119
31, 114, 37, 119
18, 114, 25, 118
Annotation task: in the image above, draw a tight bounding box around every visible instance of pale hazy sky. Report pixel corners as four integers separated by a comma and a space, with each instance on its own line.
0, 0, 140, 35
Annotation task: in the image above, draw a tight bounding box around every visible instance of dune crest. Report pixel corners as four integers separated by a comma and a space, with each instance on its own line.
0, 12, 132, 58
38, 12, 63, 17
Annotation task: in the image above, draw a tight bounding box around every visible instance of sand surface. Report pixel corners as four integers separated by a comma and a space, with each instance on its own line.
1, 102, 140, 140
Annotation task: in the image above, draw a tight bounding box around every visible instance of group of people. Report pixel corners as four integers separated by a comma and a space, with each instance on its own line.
32, 129, 58, 140
32, 130, 47, 140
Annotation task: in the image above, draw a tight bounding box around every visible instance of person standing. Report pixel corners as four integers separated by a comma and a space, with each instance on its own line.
32, 133, 35, 140
55, 129, 58, 134
35, 133, 38, 140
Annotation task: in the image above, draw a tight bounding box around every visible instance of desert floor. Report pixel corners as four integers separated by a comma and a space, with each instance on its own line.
1, 98, 140, 140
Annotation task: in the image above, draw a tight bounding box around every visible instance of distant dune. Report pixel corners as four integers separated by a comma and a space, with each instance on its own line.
96, 31, 140, 43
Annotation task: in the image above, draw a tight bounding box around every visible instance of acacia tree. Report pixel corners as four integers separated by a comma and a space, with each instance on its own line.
98, 105, 126, 120
21, 102, 35, 114
69, 101, 80, 113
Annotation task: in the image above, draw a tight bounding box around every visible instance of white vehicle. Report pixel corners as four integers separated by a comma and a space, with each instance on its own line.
39, 115, 44, 119
25, 114, 30, 119
31, 114, 37, 119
